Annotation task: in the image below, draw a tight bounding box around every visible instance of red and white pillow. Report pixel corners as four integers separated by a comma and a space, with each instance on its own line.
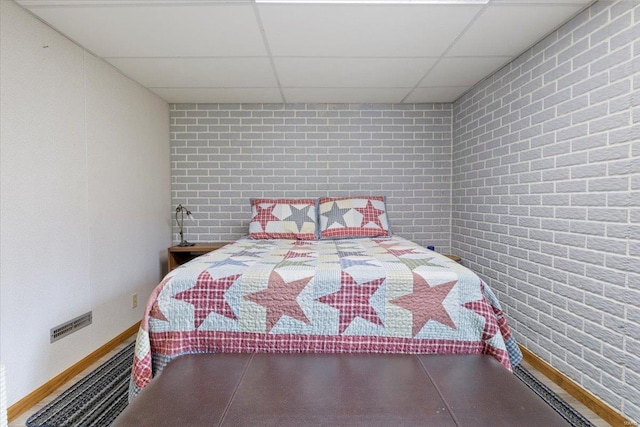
319, 196, 391, 239
249, 198, 318, 240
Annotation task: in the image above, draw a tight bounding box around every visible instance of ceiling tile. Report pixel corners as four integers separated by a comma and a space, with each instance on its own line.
19, 0, 253, 4
150, 88, 283, 103
275, 57, 437, 88
258, 4, 483, 57
282, 88, 411, 104
23, 3, 267, 57
106, 58, 278, 88
420, 56, 509, 87
17, 0, 593, 104
404, 86, 469, 103
447, 3, 584, 57
491, 0, 591, 3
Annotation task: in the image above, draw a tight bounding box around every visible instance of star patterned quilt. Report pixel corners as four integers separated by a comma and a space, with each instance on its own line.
129, 236, 522, 400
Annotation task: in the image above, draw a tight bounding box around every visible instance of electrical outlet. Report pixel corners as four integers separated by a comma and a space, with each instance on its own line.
132, 293, 138, 309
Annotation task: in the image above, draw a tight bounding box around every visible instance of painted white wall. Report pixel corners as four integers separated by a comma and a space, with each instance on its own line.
85, 53, 171, 338
0, 0, 170, 406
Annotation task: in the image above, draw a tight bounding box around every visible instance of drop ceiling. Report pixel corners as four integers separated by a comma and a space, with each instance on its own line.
16, 0, 595, 103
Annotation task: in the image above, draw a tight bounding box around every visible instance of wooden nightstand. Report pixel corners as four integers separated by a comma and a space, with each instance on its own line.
444, 254, 462, 263
167, 242, 230, 272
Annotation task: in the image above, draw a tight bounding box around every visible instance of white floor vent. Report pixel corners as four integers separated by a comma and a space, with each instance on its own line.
50, 312, 92, 343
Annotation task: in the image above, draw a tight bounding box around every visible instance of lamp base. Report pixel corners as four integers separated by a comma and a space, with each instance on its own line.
178, 241, 195, 247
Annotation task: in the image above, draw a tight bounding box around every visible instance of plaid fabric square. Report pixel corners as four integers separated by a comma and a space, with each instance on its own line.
249, 198, 318, 240
319, 196, 391, 239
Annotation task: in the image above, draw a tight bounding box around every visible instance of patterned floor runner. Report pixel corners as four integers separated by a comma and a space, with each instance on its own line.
26, 344, 594, 427
513, 364, 595, 427
26, 343, 133, 427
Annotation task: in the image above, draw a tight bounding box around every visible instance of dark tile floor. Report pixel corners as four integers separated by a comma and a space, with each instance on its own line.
9, 339, 611, 427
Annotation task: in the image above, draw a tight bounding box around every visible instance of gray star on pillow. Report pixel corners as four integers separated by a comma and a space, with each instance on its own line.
285, 204, 314, 232
323, 202, 351, 228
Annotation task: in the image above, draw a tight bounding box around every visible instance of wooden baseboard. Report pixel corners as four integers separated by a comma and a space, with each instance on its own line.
519, 345, 630, 426
7, 322, 140, 422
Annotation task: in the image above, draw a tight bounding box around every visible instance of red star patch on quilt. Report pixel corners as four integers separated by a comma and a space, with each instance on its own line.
463, 299, 499, 341
173, 271, 241, 329
245, 270, 312, 331
148, 276, 171, 323
387, 247, 421, 257
149, 301, 168, 322
317, 271, 385, 334
390, 272, 457, 336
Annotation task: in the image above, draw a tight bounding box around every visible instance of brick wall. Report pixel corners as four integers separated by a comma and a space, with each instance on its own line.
452, 0, 639, 420
170, 103, 453, 251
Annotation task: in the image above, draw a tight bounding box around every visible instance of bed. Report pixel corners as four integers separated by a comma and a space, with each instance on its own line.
129, 197, 522, 401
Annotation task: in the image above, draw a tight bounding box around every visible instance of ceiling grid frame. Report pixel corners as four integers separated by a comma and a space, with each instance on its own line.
16, 0, 595, 103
